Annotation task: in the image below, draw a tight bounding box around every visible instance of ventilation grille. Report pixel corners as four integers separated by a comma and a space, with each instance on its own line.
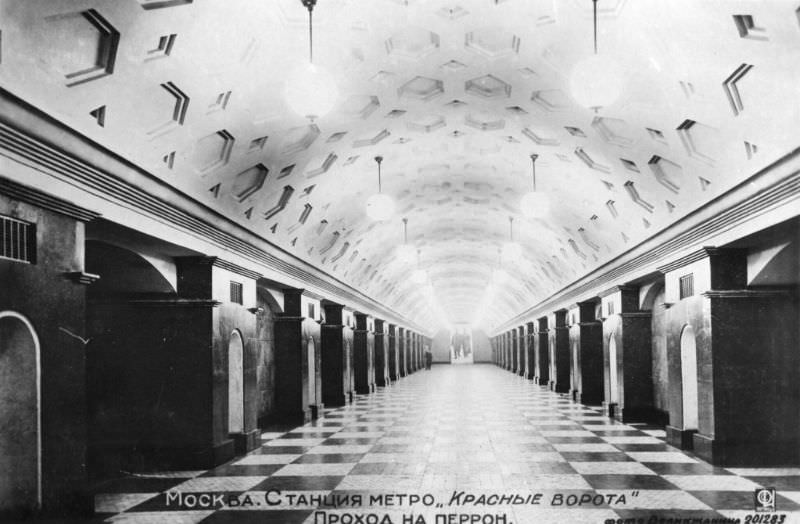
679, 274, 694, 300
0, 215, 36, 264
230, 281, 243, 305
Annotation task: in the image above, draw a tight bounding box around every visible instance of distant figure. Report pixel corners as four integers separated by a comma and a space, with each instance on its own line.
424, 345, 433, 370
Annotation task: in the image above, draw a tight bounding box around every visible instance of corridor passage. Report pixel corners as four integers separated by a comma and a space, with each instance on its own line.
95, 365, 800, 523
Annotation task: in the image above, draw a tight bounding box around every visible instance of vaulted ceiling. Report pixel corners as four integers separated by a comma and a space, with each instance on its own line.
1, 0, 798, 331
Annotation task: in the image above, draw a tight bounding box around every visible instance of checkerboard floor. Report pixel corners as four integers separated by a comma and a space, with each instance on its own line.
92, 364, 800, 523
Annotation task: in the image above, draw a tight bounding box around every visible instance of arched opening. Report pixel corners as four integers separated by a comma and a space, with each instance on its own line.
307, 337, 317, 408
680, 324, 699, 430
0, 312, 41, 512
608, 335, 619, 404
228, 330, 245, 434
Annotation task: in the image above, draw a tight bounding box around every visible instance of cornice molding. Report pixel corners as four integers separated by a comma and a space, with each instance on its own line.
0, 88, 426, 334
0, 176, 100, 223
494, 144, 800, 334
702, 289, 793, 299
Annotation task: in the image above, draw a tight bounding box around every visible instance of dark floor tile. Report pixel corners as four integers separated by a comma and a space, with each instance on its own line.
201, 509, 313, 523
292, 454, 366, 464
201, 464, 284, 477
561, 452, 634, 462
252, 476, 345, 491
746, 476, 800, 491
370, 444, 415, 453
498, 444, 556, 453
582, 474, 679, 490
590, 429, 644, 436
323, 438, 380, 445
90, 476, 190, 494
283, 432, 337, 439
689, 490, 760, 510
611, 443, 674, 452
642, 462, 732, 475
254, 446, 311, 455
350, 463, 390, 475
510, 462, 577, 474
543, 436, 605, 444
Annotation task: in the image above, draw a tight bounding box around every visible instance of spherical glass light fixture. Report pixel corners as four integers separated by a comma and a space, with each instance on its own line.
411, 269, 428, 284
491, 268, 509, 284
568, 0, 625, 111
569, 54, 624, 111
284, 63, 339, 121
365, 156, 396, 221
283, 0, 339, 121
520, 154, 551, 218
396, 218, 416, 263
501, 216, 523, 263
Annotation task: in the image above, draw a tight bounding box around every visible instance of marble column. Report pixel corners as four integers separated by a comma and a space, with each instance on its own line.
535, 317, 550, 385
374, 320, 387, 387
549, 310, 570, 393
321, 301, 346, 407
567, 300, 603, 404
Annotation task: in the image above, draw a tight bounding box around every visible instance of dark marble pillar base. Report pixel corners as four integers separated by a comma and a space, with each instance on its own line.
309, 403, 325, 420
666, 425, 697, 450
231, 429, 260, 455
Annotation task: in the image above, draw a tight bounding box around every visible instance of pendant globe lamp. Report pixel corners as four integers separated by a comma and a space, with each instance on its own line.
396, 218, 416, 264
365, 156, 396, 221
284, 0, 339, 121
411, 249, 428, 284
491, 248, 508, 284
520, 153, 551, 218
569, 0, 624, 111
501, 216, 523, 262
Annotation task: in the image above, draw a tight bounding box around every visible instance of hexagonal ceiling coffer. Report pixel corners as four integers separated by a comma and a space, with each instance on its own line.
592, 117, 634, 147
407, 115, 446, 133
465, 75, 511, 98
385, 27, 440, 60
232, 164, 269, 202
398, 76, 445, 101
340, 95, 381, 119
465, 111, 505, 131
465, 28, 520, 59
191, 130, 234, 173
44, 9, 120, 87
531, 89, 571, 111
282, 124, 321, 156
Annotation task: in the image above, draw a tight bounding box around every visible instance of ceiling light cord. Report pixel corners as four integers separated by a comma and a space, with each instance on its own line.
375, 156, 383, 193
530, 153, 538, 192
593, 0, 598, 55
302, 0, 317, 63
403, 217, 408, 244
508, 216, 515, 242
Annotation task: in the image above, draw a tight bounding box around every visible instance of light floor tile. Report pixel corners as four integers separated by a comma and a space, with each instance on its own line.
627, 452, 699, 463
664, 474, 763, 491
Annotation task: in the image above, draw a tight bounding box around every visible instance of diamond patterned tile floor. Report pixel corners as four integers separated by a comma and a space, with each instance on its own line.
89, 364, 800, 523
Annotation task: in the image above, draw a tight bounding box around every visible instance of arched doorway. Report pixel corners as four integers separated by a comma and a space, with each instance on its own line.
608, 335, 619, 405
0, 312, 41, 511
680, 325, 699, 430
228, 331, 244, 434
307, 337, 317, 408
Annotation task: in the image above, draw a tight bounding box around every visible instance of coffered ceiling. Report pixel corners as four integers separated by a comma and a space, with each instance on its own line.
1, 0, 798, 331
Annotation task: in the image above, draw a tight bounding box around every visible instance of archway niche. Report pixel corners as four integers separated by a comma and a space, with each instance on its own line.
0, 312, 41, 513
228, 330, 245, 434
680, 324, 699, 431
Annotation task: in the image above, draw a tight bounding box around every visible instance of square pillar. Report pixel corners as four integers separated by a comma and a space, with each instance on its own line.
274, 288, 317, 426
353, 313, 371, 394
568, 300, 603, 404
659, 247, 800, 465
374, 320, 387, 387
535, 317, 550, 385
600, 285, 654, 422
549, 310, 570, 393
388, 324, 397, 382
511, 329, 518, 374
321, 301, 346, 407
525, 322, 535, 380
398, 327, 406, 377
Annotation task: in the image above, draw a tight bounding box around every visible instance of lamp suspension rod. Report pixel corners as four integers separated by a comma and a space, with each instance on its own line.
303, 0, 317, 63
593, 0, 598, 54
375, 156, 383, 193
403, 217, 408, 243
509, 216, 514, 241
530, 153, 538, 191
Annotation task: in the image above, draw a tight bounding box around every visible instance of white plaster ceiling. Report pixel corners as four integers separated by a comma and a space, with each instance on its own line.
1, 0, 798, 331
